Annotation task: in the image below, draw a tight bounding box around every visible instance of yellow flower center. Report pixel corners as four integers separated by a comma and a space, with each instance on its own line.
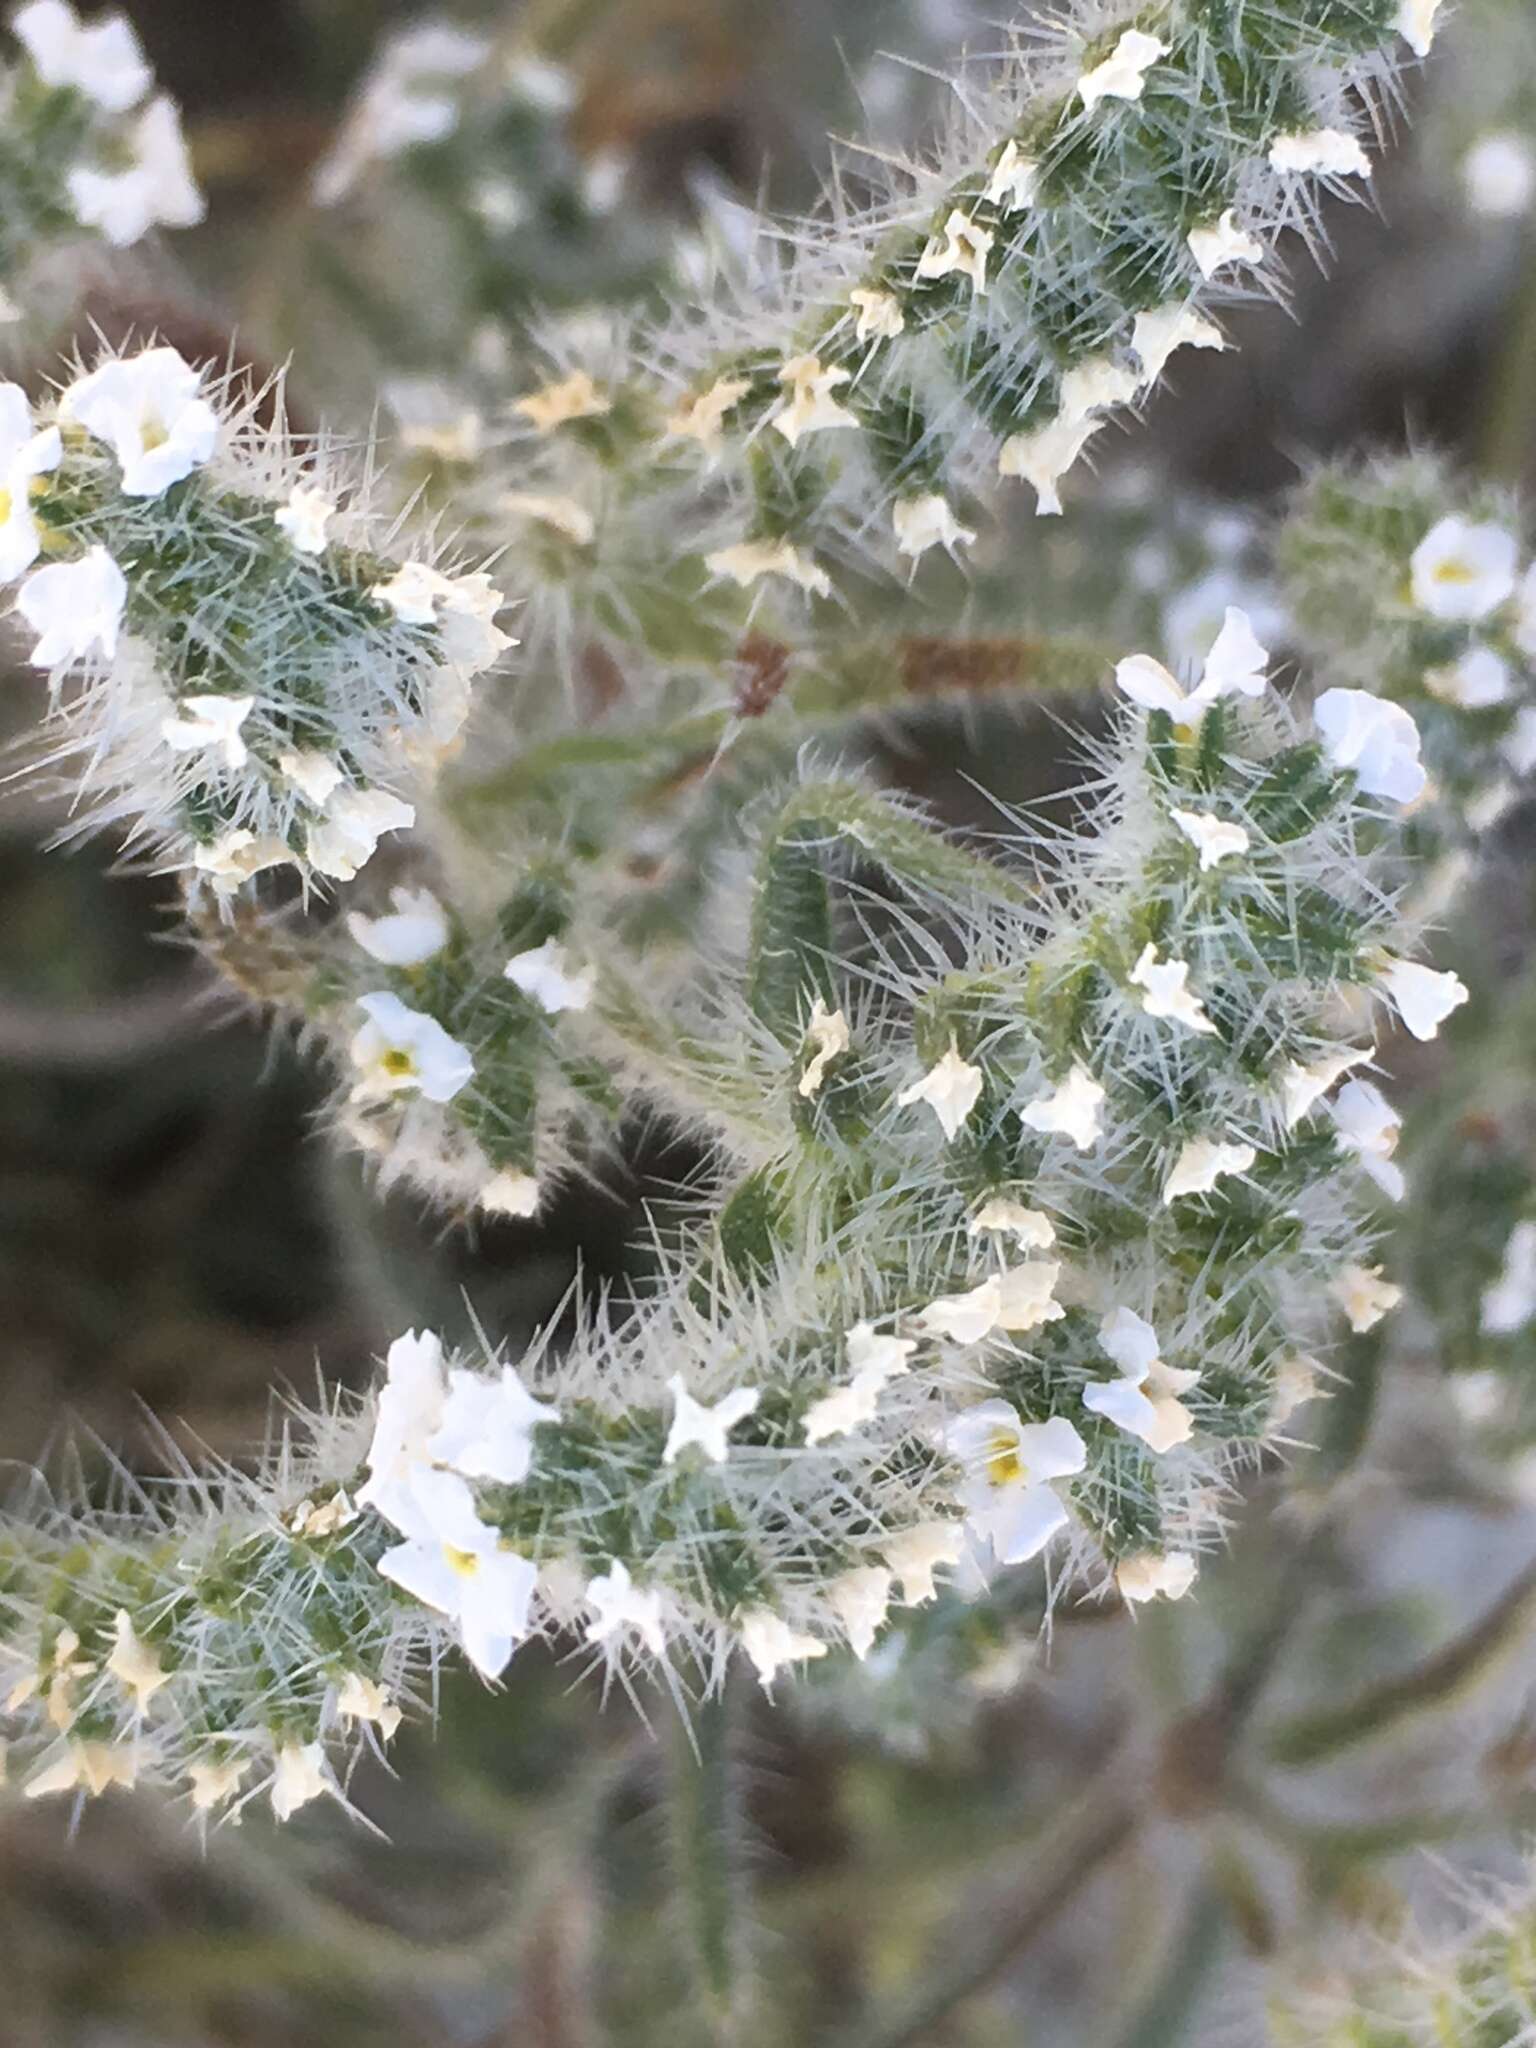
986, 1428, 1024, 1488
1433, 558, 1476, 585
140, 414, 170, 453
445, 1547, 480, 1578
0, 486, 12, 526
381, 1048, 417, 1078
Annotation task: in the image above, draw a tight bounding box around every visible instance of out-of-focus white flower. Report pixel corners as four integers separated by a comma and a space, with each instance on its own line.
512, 371, 611, 433
26, 1740, 138, 1801
666, 375, 752, 451
67, 95, 205, 246
350, 992, 473, 1105
1331, 1079, 1404, 1199
378, 1467, 536, 1681
275, 484, 336, 554
307, 787, 416, 881
336, 1673, 402, 1739
504, 938, 595, 1015
1503, 705, 1536, 777
1162, 1137, 1256, 1203
63, 348, 216, 496
1462, 132, 1536, 220
1129, 943, 1218, 1035
882, 1521, 964, 1605
1187, 208, 1262, 278
106, 1611, 167, 1711
1483, 1221, 1536, 1334
1077, 29, 1165, 109
1020, 1063, 1106, 1150
501, 492, 595, 545
914, 209, 993, 294
1270, 1354, 1322, 1426
773, 355, 859, 445
944, 1401, 1086, 1563
738, 1610, 826, 1687
1116, 1551, 1197, 1603
347, 887, 449, 967
1083, 1308, 1200, 1453
278, 750, 344, 806
705, 538, 831, 599
968, 1199, 1055, 1247
13, 1, 151, 111
0, 384, 61, 582
1425, 646, 1511, 709
1410, 516, 1519, 621
998, 412, 1101, 517
898, 1043, 984, 1140
584, 1561, 668, 1659
426, 1364, 560, 1485
191, 828, 292, 894
1131, 305, 1225, 384
1396, 0, 1445, 57
269, 1742, 330, 1821
480, 1170, 542, 1218
313, 22, 490, 203
1269, 129, 1372, 177
1376, 955, 1469, 1042
1331, 1263, 1402, 1333
663, 1376, 760, 1465
1314, 689, 1427, 805
160, 692, 254, 771
1169, 808, 1249, 871
798, 1000, 850, 1099
17, 545, 127, 667
187, 1755, 249, 1812
893, 493, 976, 559
1115, 605, 1269, 722
827, 1567, 893, 1658
986, 140, 1039, 211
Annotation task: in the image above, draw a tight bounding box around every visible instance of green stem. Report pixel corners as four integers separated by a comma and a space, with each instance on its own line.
1104, 1885, 1227, 2048
1478, 223, 1536, 484
670, 1679, 754, 2047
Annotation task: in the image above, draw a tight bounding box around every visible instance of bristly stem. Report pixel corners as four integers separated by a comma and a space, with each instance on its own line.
669, 1675, 755, 2047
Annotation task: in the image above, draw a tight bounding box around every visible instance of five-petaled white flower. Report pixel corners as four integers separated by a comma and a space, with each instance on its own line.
1170, 808, 1250, 871
666, 376, 752, 452
275, 484, 336, 554
1116, 1551, 1198, 1604
1314, 689, 1426, 805
0, 382, 62, 582
13, 0, 151, 111
1397, 0, 1446, 57
1279, 1046, 1371, 1128
63, 348, 217, 496
377, 1465, 538, 1681
1331, 1079, 1404, 1200
1162, 1136, 1256, 1204
16, 545, 127, 668
1331, 1263, 1402, 1333
1131, 305, 1226, 385
1083, 1308, 1200, 1453
1115, 605, 1269, 723
1187, 209, 1263, 279
347, 887, 449, 967
893, 493, 976, 560
986, 140, 1039, 211
798, 999, 850, 1099
705, 538, 831, 599
772, 355, 859, 446
505, 938, 595, 1015
998, 411, 1102, 517
663, 1375, 760, 1465
738, 1610, 826, 1687
1425, 646, 1511, 709
1077, 28, 1166, 109
350, 992, 474, 1105
915, 210, 993, 295
306, 786, 416, 880
1020, 1063, 1106, 1150
1269, 130, 1372, 178
945, 1401, 1086, 1563
882, 1521, 964, 1605
1376, 955, 1469, 1042
67, 95, 205, 247
849, 288, 905, 341
1483, 1221, 1536, 1335
827, 1566, 893, 1659
1410, 516, 1519, 621
968, 1198, 1055, 1247
357, 1328, 447, 1529
426, 1363, 561, 1485
584, 1561, 668, 1659
1129, 943, 1217, 1035
898, 1043, 984, 1140
160, 692, 255, 771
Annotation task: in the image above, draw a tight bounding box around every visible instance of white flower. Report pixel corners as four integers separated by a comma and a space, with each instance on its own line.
1376, 955, 1469, 1042
1020, 1064, 1106, 1151
849, 288, 905, 340
998, 412, 1101, 517
772, 355, 859, 445
1462, 133, 1536, 221
1503, 705, 1536, 777
336, 1673, 402, 1739
916, 1275, 1004, 1345
1187, 209, 1263, 279
1332, 1080, 1404, 1200
1128, 943, 1217, 1035
802, 1329, 912, 1443
270, 1742, 331, 1821
275, 484, 336, 554
187, 1755, 249, 1812
944, 1401, 1086, 1564
847, 1322, 917, 1380
1059, 355, 1142, 423
1279, 1047, 1371, 1127
66, 95, 205, 246
1131, 305, 1226, 384
798, 999, 850, 1099
191, 828, 291, 893
512, 371, 611, 433
0, 383, 62, 582
287, 1490, 356, 1539
882, 1521, 964, 1605
917, 1264, 1062, 1344
584, 1561, 668, 1659
1397, 0, 1445, 57
986, 140, 1038, 211
25, 1740, 138, 1801
1314, 689, 1426, 805
480, 1170, 542, 1218
1483, 1221, 1536, 1334
307, 787, 416, 880
1331, 1263, 1402, 1334
279, 750, 345, 806
1115, 605, 1269, 722
1162, 1136, 1256, 1204
1425, 646, 1511, 709
160, 692, 255, 771
1169, 808, 1250, 871
1269, 130, 1372, 178
1270, 1354, 1322, 1426
357, 1329, 447, 1529
106, 1611, 167, 1710
1116, 1552, 1197, 1604
377, 1466, 538, 1681
915, 209, 993, 295
426, 1364, 560, 1484
63, 348, 216, 496
16, 545, 127, 667
968, 1199, 1055, 1248
663, 1375, 760, 1465
1409, 516, 1519, 621
369, 561, 512, 665
666, 376, 752, 451
1077, 29, 1166, 109
827, 1567, 893, 1659
13, 1, 150, 111
897, 1043, 984, 1140
738, 1610, 826, 1688
1083, 1308, 1200, 1454
705, 538, 831, 599
504, 938, 595, 1015
347, 887, 449, 967
500, 492, 595, 544
349, 992, 474, 1105
893, 493, 976, 560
